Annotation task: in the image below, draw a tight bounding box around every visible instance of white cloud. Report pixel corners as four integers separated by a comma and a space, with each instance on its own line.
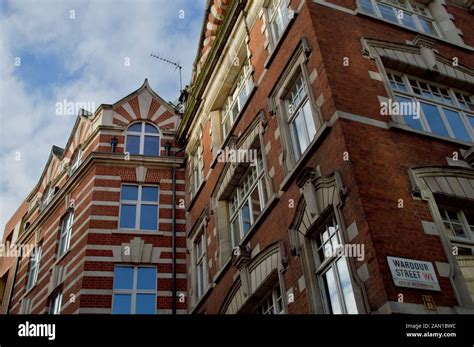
0, 0, 205, 237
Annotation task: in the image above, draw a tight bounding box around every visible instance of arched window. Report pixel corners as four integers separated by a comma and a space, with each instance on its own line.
125, 122, 160, 157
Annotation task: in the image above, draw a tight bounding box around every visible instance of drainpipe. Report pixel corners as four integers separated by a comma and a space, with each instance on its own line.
6, 254, 21, 314
171, 146, 185, 315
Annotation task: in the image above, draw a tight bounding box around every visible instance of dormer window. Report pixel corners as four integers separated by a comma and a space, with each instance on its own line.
125, 122, 160, 157
359, 0, 440, 37
69, 149, 82, 175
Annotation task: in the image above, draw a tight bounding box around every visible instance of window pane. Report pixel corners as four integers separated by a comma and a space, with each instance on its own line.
58, 237, 66, 257
396, 96, 423, 131
442, 209, 467, 238
336, 258, 358, 314
400, 11, 416, 30
324, 268, 342, 314
302, 100, 317, 141
137, 267, 156, 290
468, 115, 474, 132
142, 187, 159, 202
126, 135, 140, 155
121, 185, 138, 200
114, 266, 134, 290
443, 109, 471, 142
128, 123, 142, 132
231, 217, 241, 246
238, 86, 247, 111
144, 136, 160, 156
293, 113, 310, 154
197, 263, 204, 297
140, 205, 158, 230
241, 201, 252, 234
145, 123, 159, 133
420, 102, 449, 137
378, 4, 397, 22
136, 294, 156, 314
389, 74, 408, 92
120, 204, 136, 229
418, 16, 436, 36
250, 186, 262, 223
113, 294, 132, 314
359, 0, 375, 15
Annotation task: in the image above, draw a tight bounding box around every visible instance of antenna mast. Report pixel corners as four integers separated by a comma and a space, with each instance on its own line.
150, 53, 183, 92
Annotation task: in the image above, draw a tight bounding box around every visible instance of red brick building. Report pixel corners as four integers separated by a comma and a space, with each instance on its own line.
178, 0, 474, 314
0, 80, 187, 314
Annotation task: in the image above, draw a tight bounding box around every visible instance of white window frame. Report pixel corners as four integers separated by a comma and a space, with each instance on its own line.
125, 122, 161, 156
359, 0, 442, 37
439, 207, 474, 249
387, 71, 474, 143
112, 265, 157, 314
58, 211, 73, 257
27, 246, 42, 290
49, 291, 62, 314
256, 285, 284, 314
267, 0, 290, 47
228, 154, 267, 248
284, 73, 317, 158
221, 60, 254, 139
193, 230, 208, 300
312, 217, 358, 314
190, 144, 204, 199
119, 184, 160, 231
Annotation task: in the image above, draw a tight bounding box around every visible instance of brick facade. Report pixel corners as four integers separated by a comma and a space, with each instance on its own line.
178, 0, 474, 314
1, 0, 473, 316
0, 80, 187, 314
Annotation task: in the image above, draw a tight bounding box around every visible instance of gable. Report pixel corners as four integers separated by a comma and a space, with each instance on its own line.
110, 79, 178, 132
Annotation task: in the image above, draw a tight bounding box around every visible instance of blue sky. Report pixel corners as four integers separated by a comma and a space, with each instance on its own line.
0, 0, 206, 238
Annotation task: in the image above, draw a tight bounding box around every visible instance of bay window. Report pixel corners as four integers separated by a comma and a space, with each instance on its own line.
359, 0, 440, 37
119, 185, 159, 231
387, 72, 474, 143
